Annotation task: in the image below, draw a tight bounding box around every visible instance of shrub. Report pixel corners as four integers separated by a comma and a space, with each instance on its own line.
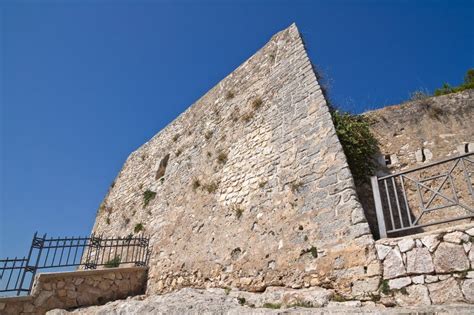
331, 110, 377, 184
143, 190, 157, 208
134, 223, 144, 233
434, 68, 474, 96
409, 90, 429, 101
104, 256, 121, 268
380, 279, 390, 295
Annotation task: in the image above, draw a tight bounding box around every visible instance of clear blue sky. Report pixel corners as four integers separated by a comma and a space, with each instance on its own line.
1, 0, 472, 258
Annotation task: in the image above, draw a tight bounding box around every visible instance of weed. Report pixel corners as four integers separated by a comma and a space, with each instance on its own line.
106, 217, 110, 225
288, 301, 313, 308
206, 151, 212, 158
192, 178, 201, 190
262, 303, 281, 309
237, 297, 246, 305
380, 279, 390, 295
224, 287, 231, 295
241, 111, 254, 122
172, 134, 180, 142
232, 205, 244, 219
251, 97, 263, 110
217, 151, 228, 164
134, 223, 144, 233
226, 91, 235, 99
143, 190, 157, 207
290, 181, 303, 193
301, 246, 318, 258
204, 130, 213, 140
202, 181, 219, 193
176, 148, 182, 157
258, 180, 267, 188
104, 256, 121, 268
332, 293, 347, 302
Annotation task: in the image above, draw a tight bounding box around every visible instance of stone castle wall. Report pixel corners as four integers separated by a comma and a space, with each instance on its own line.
90, 24, 376, 295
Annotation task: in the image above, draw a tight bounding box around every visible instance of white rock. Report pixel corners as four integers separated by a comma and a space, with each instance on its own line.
375, 244, 392, 260
421, 234, 441, 252
398, 238, 415, 253
425, 275, 438, 283
389, 277, 411, 290
466, 228, 474, 236
443, 231, 469, 244
412, 275, 424, 284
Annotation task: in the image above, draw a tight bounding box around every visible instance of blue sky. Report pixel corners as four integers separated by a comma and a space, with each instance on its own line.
0, 0, 472, 257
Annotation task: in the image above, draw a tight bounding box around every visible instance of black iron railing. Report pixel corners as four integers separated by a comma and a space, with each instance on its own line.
0, 233, 150, 296
371, 152, 473, 238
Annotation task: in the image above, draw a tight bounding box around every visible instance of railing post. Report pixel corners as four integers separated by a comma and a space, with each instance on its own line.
27, 233, 46, 294
371, 176, 387, 238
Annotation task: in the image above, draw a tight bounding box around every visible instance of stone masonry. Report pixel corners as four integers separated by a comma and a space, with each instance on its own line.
0, 267, 147, 315
90, 24, 376, 296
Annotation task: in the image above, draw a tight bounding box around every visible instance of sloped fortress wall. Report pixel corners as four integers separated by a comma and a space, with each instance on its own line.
91, 24, 377, 296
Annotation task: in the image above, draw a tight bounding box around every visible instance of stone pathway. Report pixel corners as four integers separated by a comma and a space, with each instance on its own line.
47, 287, 474, 315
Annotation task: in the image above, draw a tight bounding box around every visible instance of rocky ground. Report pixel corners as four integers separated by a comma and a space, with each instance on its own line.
47, 287, 473, 315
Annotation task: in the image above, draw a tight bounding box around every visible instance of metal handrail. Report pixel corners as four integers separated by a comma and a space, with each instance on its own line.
0, 233, 150, 296
372, 152, 473, 238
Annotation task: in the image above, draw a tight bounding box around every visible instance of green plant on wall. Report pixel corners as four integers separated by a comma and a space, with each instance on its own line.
104, 256, 121, 268
134, 222, 144, 233
331, 110, 378, 184
143, 190, 156, 208
434, 68, 474, 96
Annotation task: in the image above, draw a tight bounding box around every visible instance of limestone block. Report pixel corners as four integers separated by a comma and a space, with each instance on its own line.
443, 231, 469, 244
351, 277, 380, 296
375, 244, 391, 260
394, 285, 431, 306
425, 275, 438, 283
412, 275, 424, 284
383, 248, 406, 279
421, 234, 441, 252
428, 277, 464, 304
433, 242, 470, 273
388, 277, 411, 290
398, 239, 415, 253
461, 279, 474, 303
406, 247, 434, 274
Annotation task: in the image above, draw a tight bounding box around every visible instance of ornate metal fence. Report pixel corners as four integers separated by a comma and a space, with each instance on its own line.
0, 233, 150, 296
371, 152, 474, 238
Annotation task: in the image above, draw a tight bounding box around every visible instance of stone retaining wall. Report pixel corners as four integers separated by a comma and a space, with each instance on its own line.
0, 267, 147, 315
374, 224, 474, 306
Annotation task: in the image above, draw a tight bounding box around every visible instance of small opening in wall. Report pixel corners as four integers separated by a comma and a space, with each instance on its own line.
155, 153, 170, 180
384, 154, 392, 166
421, 149, 426, 162
465, 143, 470, 153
